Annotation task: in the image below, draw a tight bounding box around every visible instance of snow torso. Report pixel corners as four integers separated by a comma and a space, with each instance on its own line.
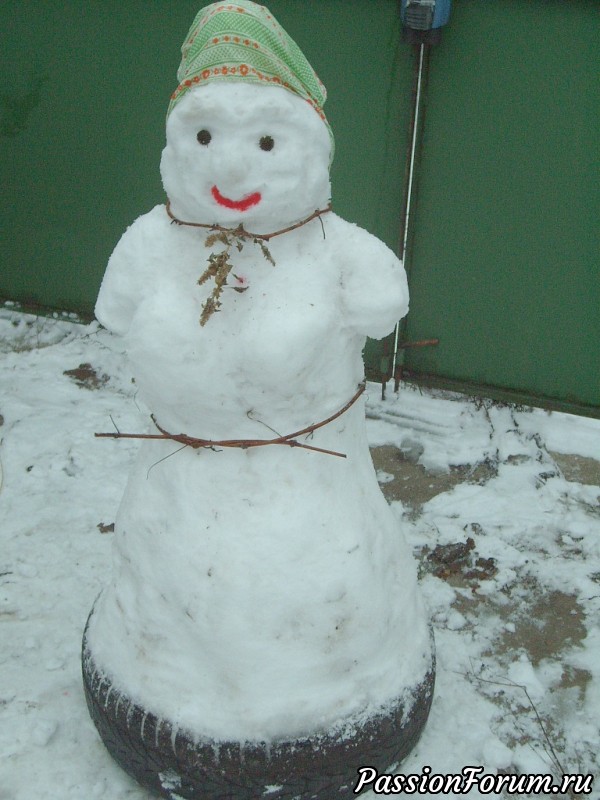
95, 205, 406, 439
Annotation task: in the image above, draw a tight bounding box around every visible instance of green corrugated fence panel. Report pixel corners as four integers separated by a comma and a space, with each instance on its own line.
400, 0, 599, 414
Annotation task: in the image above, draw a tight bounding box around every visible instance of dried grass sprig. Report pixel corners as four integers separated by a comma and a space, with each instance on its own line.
198, 227, 274, 326
165, 201, 331, 326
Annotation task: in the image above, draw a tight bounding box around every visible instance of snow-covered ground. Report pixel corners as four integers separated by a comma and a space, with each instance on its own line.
1, 308, 598, 799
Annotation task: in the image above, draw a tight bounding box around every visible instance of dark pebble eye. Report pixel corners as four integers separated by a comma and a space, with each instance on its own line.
197, 129, 212, 145
259, 135, 275, 152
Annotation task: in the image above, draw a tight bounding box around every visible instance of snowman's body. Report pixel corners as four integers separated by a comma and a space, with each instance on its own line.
87, 82, 432, 743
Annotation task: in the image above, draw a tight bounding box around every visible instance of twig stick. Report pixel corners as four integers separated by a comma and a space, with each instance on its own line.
96, 383, 366, 459
458, 669, 566, 776
165, 201, 332, 241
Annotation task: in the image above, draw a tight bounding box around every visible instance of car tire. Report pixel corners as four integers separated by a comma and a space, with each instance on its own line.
82, 616, 434, 799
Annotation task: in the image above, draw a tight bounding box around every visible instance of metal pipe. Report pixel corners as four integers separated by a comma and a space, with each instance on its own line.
381, 42, 427, 401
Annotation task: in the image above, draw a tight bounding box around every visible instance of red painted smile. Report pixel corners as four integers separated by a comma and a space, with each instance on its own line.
211, 185, 262, 212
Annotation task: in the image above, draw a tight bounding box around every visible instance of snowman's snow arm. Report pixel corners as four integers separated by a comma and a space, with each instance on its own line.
95, 210, 158, 336
337, 222, 409, 340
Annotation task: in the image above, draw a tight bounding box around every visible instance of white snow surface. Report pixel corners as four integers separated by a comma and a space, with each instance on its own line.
1, 308, 599, 799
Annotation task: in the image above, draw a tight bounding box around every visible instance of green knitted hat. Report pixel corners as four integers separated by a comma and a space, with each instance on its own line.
168, 1, 334, 155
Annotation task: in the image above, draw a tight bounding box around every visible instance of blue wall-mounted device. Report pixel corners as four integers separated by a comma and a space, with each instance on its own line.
400, 0, 452, 44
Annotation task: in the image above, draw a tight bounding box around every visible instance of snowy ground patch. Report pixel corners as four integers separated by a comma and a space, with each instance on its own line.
1, 309, 598, 799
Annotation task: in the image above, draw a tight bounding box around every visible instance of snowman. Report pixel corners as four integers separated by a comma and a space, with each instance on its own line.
83, 3, 434, 798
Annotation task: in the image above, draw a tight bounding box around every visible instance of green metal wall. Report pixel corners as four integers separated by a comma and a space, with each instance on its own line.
0, 0, 409, 316
398, 0, 599, 416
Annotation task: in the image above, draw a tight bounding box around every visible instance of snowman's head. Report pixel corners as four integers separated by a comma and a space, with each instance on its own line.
161, 82, 332, 232
160, 1, 334, 232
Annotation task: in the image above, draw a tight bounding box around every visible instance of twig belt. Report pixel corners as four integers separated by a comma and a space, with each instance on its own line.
96, 382, 365, 459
